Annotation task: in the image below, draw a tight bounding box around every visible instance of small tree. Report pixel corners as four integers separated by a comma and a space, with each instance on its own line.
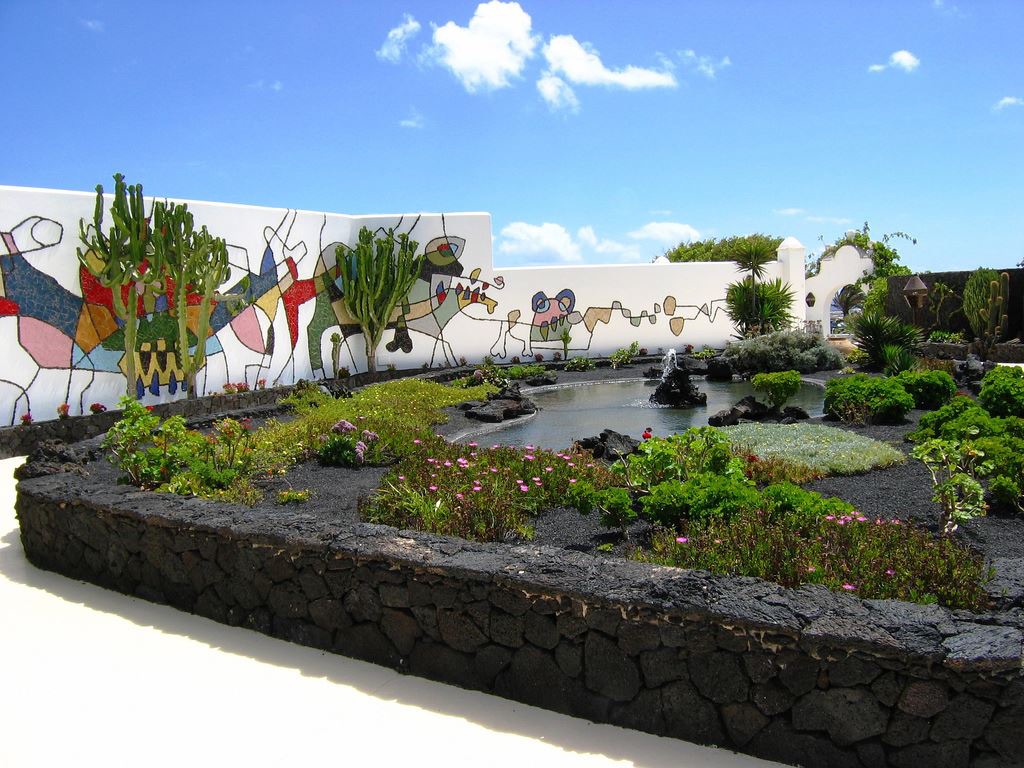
78, 174, 164, 398
336, 227, 423, 373
151, 201, 235, 398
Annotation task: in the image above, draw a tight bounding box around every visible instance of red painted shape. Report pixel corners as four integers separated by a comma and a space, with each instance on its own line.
0, 297, 19, 316
281, 275, 317, 347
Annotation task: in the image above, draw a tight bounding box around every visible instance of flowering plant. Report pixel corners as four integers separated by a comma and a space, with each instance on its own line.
20, 413, 32, 426
89, 402, 107, 414
57, 403, 70, 419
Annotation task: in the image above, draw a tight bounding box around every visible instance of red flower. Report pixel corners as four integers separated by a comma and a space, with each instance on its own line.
145, 405, 155, 412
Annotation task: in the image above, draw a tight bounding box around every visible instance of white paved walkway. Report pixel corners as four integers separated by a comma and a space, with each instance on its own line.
0, 455, 779, 768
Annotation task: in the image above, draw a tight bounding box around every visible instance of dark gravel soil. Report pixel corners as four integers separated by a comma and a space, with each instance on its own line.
73, 363, 1024, 608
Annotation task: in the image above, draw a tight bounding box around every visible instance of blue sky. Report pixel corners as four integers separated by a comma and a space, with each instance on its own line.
2, 0, 1021, 272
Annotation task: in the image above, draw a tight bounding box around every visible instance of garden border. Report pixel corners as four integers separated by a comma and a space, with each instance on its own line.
15, 456, 1024, 768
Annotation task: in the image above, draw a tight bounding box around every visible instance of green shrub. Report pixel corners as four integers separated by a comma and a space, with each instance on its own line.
564, 356, 596, 371
928, 330, 967, 344
504, 363, 547, 380
909, 396, 991, 441
850, 311, 921, 369
895, 370, 956, 410
760, 482, 855, 526
590, 487, 637, 531
619, 428, 745, 490
724, 423, 904, 475
751, 370, 801, 409
609, 341, 640, 368
725, 277, 795, 337
824, 374, 914, 424
916, 357, 956, 375
661, 472, 762, 526
881, 344, 917, 376
979, 366, 1024, 418
691, 346, 719, 360
844, 348, 871, 367
724, 329, 844, 374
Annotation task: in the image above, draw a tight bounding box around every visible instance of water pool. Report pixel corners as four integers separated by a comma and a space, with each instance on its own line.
465, 378, 825, 449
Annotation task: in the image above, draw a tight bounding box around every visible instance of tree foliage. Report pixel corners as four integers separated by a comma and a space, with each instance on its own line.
663, 234, 783, 264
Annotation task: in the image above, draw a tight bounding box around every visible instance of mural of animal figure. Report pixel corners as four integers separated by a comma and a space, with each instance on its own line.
306, 229, 504, 375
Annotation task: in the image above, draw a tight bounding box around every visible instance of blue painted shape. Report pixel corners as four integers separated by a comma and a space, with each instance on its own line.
261, 245, 275, 275
74, 343, 124, 372
135, 377, 145, 400
149, 370, 160, 396
0, 252, 82, 337
205, 335, 223, 355
168, 371, 178, 394
154, 294, 168, 313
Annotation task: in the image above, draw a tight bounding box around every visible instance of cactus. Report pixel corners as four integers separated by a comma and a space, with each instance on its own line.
335, 227, 424, 373
963, 268, 998, 340
976, 272, 1009, 360
151, 200, 238, 398
78, 174, 164, 398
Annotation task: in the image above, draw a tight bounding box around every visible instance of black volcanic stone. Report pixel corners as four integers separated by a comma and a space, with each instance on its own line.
792, 688, 888, 746
930, 693, 995, 741
524, 612, 558, 649
689, 651, 749, 704
883, 710, 930, 747
381, 608, 421, 655
585, 632, 641, 701
890, 740, 971, 768
609, 689, 664, 734
722, 702, 770, 747
490, 611, 525, 648
898, 679, 950, 718
752, 680, 796, 716
662, 679, 725, 746
437, 609, 488, 652
984, 701, 1024, 760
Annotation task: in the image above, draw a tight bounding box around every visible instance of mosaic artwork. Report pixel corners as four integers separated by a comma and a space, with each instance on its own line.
1, 186, 833, 425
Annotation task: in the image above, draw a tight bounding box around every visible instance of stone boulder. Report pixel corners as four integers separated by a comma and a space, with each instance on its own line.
463, 383, 537, 423
15, 439, 94, 479
575, 429, 640, 461
706, 357, 733, 381
708, 397, 810, 428
650, 367, 707, 408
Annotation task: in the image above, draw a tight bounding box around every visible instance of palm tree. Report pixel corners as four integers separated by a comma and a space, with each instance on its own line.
732, 239, 778, 334
833, 284, 865, 318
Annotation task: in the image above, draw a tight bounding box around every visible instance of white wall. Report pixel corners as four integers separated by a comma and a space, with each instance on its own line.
0, 184, 862, 424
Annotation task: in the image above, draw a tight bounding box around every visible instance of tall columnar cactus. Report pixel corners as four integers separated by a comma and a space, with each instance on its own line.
976, 272, 1009, 360
77, 174, 164, 398
151, 200, 235, 398
335, 227, 423, 373
963, 268, 999, 340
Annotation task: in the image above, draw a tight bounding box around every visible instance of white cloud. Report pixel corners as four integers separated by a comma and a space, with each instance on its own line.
428, 1, 538, 92
577, 226, 643, 262
679, 49, 731, 79
377, 14, 421, 63
543, 34, 676, 90
868, 50, 920, 74
248, 79, 283, 92
80, 19, 104, 32
399, 108, 424, 128
774, 207, 849, 225
498, 222, 581, 264
627, 221, 700, 245
536, 73, 579, 112
994, 96, 1024, 112
932, 0, 965, 18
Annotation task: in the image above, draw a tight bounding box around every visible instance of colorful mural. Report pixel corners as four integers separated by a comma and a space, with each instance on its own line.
0, 184, 831, 426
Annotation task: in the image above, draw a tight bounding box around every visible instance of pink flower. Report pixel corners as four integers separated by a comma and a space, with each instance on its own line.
413, 439, 422, 445
807, 565, 817, 573
455, 493, 464, 500
885, 569, 895, 576
468, 442, 478, 448
825, 515, 835, 521
397, 475, 405, 481
675, 537, 688, 544
524, 454, 535, 461
428, 485, 438, 492
842, 584, 856, 591
532, 477, 541, 482
544, 467, 553, 473
443, 460, 453, 467
519, 485, 529, 492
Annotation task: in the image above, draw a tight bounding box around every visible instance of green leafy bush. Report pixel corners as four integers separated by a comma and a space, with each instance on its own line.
564, 356, 596, 371
760, 482, 855, 526
844, 348, 871, 367
504, 363, 547, 380
691, 346, 719, 360
664, 234, 783, 264
724, 422, 904, 475
609, 341, 640, 368
641, 473, 761, 527
912, 437, 992, 534
928, 330, 967, 344
724, 329, 843, 374
751, 370, 801, 409
725, 277, 794, 336
824, 374, 914, 424
618, 428, 745, 490
850, 310, 921, 369
978, 366, 1024, 418
895, 370, 956, 410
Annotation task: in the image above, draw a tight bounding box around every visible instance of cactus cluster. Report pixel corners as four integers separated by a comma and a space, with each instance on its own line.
335, 227, 424, 373
77, 174, 166, 397
975, 271, 1010, 360
151, 200, 237, 398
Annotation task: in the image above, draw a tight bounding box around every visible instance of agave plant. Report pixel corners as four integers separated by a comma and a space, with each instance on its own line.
880, 344, 917, 376
850, 310, 922, 369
